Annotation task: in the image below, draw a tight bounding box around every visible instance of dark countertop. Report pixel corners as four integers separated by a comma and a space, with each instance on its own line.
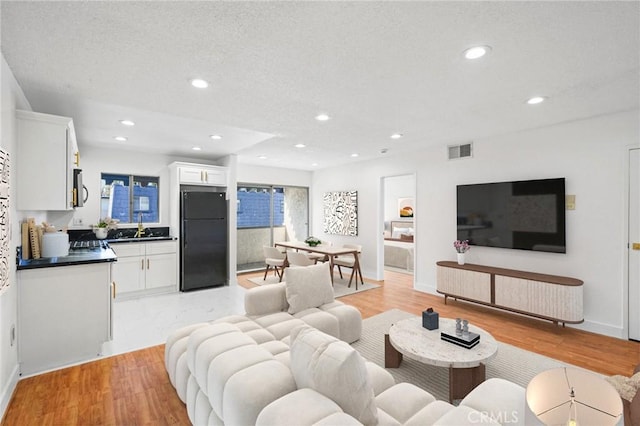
68, 226, 172, 242
18, 227, 175, 270
17, 246, 117, 270
107, 236, 176, 244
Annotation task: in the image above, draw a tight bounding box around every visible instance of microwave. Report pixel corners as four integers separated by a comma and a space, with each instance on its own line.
72, 169, 87, 207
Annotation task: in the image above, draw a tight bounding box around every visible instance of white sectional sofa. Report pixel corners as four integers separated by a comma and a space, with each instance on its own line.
258, 326, 527, 425
165, 264, 363, 414
164, 263, 527, 425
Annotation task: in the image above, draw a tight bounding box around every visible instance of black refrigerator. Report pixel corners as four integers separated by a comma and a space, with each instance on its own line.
180, 191, 228, 291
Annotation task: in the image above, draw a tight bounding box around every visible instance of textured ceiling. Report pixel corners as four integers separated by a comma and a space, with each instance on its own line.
1, 1, 638, 170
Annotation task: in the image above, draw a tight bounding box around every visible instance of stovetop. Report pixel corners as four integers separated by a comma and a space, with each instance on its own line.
69, 240, 109, 250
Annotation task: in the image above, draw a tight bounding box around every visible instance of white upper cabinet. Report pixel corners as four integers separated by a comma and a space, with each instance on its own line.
168, 161, 229, 237
178, 164, 227, 186
16, 110, 79, 211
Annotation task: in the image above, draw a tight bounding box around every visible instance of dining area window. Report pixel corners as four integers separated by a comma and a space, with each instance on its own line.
236, 185, 309, 272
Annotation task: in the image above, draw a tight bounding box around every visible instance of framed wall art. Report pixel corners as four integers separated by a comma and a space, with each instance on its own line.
0, 148, 9, 292
398, 197, 414, 218
323, 190, 358, 236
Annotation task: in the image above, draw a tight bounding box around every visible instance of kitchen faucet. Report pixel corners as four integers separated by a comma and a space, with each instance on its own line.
135, 212, 145, 238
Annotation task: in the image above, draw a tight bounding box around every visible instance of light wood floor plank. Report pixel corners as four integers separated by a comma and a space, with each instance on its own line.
2, 270, 638, 425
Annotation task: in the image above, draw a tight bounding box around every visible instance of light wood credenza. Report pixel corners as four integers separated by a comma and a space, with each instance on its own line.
436, 261, 584, 326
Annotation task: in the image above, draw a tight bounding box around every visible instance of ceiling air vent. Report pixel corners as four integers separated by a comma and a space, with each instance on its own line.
448, 142, 473, 160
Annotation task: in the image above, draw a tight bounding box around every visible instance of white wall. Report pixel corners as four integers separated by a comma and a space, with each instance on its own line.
237, 163, 312, 188
51, 145, 226, 230
0, 55, 31, 418
312, 110, 639, 338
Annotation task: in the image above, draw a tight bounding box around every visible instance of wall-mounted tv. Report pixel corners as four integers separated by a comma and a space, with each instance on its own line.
457, 178, 566, 253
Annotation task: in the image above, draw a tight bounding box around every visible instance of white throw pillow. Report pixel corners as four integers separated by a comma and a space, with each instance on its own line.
285, 262, 334, 314
290, 326, 378, 426
606, 372, 640, 402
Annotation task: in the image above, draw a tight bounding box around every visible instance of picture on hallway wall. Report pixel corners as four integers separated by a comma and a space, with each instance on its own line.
323, 190, 358, 236
0, 149, 9, 292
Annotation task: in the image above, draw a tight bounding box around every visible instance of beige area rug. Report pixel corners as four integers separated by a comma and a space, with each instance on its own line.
352, 309, 596, 402
248, 274, 380, 298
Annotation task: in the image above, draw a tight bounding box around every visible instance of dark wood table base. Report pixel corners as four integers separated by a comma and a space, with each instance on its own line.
449, 363, 486, 402
384, 334, 403, 368
384, 333, 486, 402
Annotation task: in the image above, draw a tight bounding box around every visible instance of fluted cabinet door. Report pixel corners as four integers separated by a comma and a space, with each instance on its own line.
437, 266, 491, 303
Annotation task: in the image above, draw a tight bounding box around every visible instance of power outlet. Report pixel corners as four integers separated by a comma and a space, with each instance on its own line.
73, 218, 84, 226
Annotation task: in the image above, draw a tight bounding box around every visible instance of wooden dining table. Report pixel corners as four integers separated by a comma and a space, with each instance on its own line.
274, 241, 364, 289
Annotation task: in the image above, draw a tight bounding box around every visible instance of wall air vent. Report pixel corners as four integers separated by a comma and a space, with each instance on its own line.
448, 142, 473, 160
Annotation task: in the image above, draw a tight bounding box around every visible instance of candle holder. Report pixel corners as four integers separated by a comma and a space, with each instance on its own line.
422, 308, 439, 330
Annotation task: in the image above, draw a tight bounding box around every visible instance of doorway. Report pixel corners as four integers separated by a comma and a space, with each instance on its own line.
627, 148, 639, 340
381, 174, 416, 282
236, 184, 309, 272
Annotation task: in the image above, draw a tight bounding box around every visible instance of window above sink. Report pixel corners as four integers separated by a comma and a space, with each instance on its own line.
100, 173, 159, 224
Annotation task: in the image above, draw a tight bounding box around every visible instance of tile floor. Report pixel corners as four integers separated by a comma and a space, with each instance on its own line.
102, 284, 246, 357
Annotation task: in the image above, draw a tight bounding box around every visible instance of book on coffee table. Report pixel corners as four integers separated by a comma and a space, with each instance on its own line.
440, 331, 480, 349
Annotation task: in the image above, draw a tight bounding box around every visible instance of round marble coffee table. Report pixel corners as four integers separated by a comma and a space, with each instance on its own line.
385, 317, 498, 402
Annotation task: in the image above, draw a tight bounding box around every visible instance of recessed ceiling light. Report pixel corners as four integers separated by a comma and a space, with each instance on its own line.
350, 153, 359, 158
390, 133, 403, 139
114, 136, 127, 142
190, 78, 209, 89
210, 134, 222, 140
192, 146, 202, 151
119, 120, 135, 126
463, 45, 491, 60
526, 96, 547, 105
258, 155, 268, 160
295, 143, 306, 148
315, 113, 330, 121
311, 163, 319, 167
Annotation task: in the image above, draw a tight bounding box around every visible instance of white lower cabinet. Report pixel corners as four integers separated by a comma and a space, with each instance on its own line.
111, 240, 177, 298
112, 252, 145, 293
18, 263, 112, 376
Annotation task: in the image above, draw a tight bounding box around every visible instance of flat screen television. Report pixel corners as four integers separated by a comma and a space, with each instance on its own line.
456, 178, 566, 253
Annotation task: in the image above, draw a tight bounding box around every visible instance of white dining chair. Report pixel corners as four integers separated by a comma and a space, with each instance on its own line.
332, 244, 363, 288
287, 250, 317, 268
263, 246, 286, 281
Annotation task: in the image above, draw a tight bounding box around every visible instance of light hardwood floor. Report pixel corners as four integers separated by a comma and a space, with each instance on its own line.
2, 270, 638, 425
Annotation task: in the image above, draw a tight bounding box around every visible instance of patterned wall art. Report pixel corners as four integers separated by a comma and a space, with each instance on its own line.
0, 149, 10, 292
323, 191, 358, 236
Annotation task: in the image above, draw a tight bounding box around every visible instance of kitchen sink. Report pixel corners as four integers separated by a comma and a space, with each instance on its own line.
107, 227, 173, 242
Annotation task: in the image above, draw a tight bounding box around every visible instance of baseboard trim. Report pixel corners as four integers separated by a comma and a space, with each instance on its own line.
571, 319, 624, 339
0, 364, 19, 422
